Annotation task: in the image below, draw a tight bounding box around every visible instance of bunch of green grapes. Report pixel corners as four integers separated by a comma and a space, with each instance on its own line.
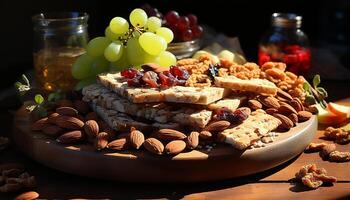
72, 8, 176, 89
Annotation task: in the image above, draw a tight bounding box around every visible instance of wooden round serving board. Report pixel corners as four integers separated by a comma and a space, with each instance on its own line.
13, 108, 317, 183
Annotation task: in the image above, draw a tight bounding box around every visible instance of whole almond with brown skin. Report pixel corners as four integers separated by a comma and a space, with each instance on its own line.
129, 130, 145, 149
14, 191, 39, 200
157, 129, 186, 141
204, 120, 230, 132
186, 131, 199, 149
84, 120, 99, 139
278, 104, 297, 115
165, 140, 186, 155
56, 106, 78, 117
73, 100, 90, 114
56, 130, 83, 144
55, 116, 84, 130
290, 98, 304, 112
143, 138, 164, 155
42, 125, 64, 136
320, 143, 336, 159
31, 117, 48, 131
259, 96, 280, 109
107, 138, 130, 151
273, 113, 293, 130
307, 105, 318, 114
277, 88, 293, 101
141, 63, 168, 73
298, 111, 312, 122
199, 131, 212, 140
288, 113, 298, 125
47, 113, 60, 124
266, 108, 278, 115
248, 100, 262, 110
95, 132, 109, 150
85, 112, 99, 121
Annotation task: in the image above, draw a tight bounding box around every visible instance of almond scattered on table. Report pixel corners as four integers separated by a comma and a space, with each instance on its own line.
186, 131, 199, 150
129, 129, 145, 149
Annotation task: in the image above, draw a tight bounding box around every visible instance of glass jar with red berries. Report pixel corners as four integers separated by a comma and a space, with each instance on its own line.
258, 13, 311, 75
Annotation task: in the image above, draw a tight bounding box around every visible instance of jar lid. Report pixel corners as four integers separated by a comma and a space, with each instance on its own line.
271, 13, 302, 28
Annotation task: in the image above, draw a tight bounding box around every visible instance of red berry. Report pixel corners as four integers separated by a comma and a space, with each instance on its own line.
177, 16, 190, 31
258, 50, 271, 66
191, 25, 203, 38
121, 68, 139, 79
165, 11, 180, 25
187, 14, 198, 27
180, 29, 193, 41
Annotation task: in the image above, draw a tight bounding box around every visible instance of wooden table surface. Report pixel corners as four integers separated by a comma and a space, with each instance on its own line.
1, 99, 350, 200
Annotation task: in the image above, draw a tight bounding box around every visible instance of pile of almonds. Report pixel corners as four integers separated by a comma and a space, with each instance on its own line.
0, 163, 36, 193
247, 88, 313, 131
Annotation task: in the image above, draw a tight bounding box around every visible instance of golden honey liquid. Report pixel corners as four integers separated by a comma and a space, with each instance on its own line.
34, 47, 85, 93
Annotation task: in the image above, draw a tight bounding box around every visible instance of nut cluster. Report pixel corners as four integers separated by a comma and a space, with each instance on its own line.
0, 164, 36, 193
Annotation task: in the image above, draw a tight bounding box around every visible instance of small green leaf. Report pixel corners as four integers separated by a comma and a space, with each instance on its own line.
316, 87, 328, 98
313, 74, 321, 88
14, 82, 22, 89
34, 94, 44, 105
303, 82, 311, 93
305, 95, 316, 105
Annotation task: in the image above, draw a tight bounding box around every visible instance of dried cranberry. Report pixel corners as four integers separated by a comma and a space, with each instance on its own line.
121, 68, 140, 79
169, 66, 189, 80
142, 71, 159, 88
159, 71, 177, 87
215, 107, 249, 123
127, 76, 142, 87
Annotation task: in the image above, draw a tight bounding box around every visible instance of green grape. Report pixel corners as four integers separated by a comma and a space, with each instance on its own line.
156, 27, 174, 43
91, 56, 110, 75
129, 8, 147, 27
110, 47, 129, 71
75, 76, 97, 91
144, 53, 159, 63
87, 37, 110, 57
139, 32, 167, 56
158, 51, 176, 67
146, 17, 161, 32
104, 41, 123, 62
126, 37, 147, 66
105, 26, 121, 41
72, 54, 94, 79
110, 17, 129, 34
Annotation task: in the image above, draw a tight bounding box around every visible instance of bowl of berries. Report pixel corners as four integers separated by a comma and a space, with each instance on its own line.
142, 5, 203, 59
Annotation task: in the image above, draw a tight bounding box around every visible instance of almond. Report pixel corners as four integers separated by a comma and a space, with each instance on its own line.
42, 125, 64, 136
307, 105, 318, 114
47, 113, 60, 124
85, 112, 99, 121
290, 98, 304, 112
273, 113, 293, 130
278, 104, 297, 115
248, 99, 262, 110
320, 143, 336, 159
73, 100, 90, 114
258, 96, 280, 109
199, 131, 212, 140
83, 120, 99, 139
141, 63, 168, 73
31, 117, 48, 131
129, 130, 145, 149
186, 131, 199, 149
14, 191, 39, 200
55, 116, 84, 130
266, 108, 278, 115
288, 113, 298, 126
107, 138, 130, 151
298, 111, 312, 122
143, 138, 164, 155
56, 106, 78, 117
238, 107, 251, 116
56, 130, 84, 144
95, 132, 109, 150
277, 88, 293, 101
204, 120, 230, 132
165, 140, 186, 155
157, 129, 186, 141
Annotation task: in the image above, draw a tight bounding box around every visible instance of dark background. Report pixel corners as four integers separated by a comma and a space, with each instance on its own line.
1, 0, 350, 91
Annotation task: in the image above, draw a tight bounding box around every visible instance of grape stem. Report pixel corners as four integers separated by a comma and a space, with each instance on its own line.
118, 26, 146, 45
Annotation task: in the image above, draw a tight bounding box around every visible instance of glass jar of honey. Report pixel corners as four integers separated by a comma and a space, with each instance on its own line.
32, 12, 89, 92
258, 13, 311, 75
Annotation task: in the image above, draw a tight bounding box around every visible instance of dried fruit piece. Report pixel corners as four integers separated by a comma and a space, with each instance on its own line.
273, 113, 293, 130
305, 142, 328, 152
199, 131, 212, 140
55, 116, 84, 130
169, 66, 189, 80
248, 100, 262, 110
298, 111, 312, 122
56, 130, 84, 144
129, 129, 145, 149
329, 151, 350, 162
121, 68, 140, 79
73, 100, 90, 114
83, 120, 99, 139
31, 117, 48, 131
95, 132, 109, 151
107, 138, 130, 151
203, 120, 230, 132
258, 96, 280, 109
165, 140, 186, 155
157, 129, 186, 141
56, 106, 78, 117
320, 143, 336, 159
143, 138, 164, 155
186, 131, 199, 149
42, 125, 63, 137
14, 191, 39, 200
215, 107, 250, 123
